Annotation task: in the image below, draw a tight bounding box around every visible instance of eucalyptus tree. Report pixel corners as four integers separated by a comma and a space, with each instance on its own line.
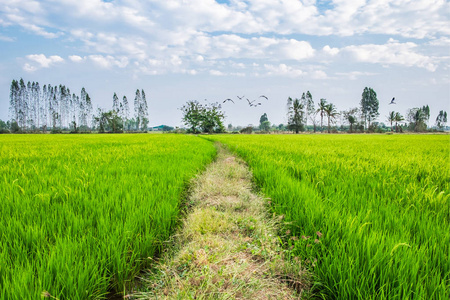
112, 93, 120, 114
134, 89, 142, 130
435, 110, 447, 130
301, 91, 314, 131
141, 90, 149, 131
360, 87, 379, 130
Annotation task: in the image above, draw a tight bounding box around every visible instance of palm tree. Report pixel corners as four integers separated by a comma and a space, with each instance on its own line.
317, 98, 327, 132
287, 97, 305, 133
394, 112, 404, 132
387, 111, 396, 131
324, 103, 339, 133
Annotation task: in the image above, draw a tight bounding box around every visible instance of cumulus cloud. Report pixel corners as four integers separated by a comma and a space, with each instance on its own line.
264, 64, 304, 77
342, 39, 438, 72
88, 55, 129, 69
323, 45, 340, 56
25, 54, 64, 70
69, 55, 84, 62
2, 0, 449, 77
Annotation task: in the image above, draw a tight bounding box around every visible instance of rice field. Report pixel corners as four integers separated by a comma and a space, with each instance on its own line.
208, 134, 449, 299
0, 134, 216, 299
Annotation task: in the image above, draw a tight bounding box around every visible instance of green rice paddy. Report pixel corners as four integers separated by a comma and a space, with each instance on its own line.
209, 134, 449, 299
0, 134, 216, 299
1, 134, 448, 299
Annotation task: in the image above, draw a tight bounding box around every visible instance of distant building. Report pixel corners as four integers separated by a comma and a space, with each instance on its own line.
152, 125, 174, 132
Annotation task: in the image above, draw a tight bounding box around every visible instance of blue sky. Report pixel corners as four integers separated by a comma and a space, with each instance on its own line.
0, 0, 449, 127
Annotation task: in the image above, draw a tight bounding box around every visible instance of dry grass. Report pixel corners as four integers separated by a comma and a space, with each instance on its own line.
133, 144, 310, 299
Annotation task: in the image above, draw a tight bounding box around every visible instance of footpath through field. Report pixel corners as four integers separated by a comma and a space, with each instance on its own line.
133, 144, 309, 299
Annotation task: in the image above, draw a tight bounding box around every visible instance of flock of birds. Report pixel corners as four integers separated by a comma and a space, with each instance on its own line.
208, 95, 396, 109
222, 95, 269, 107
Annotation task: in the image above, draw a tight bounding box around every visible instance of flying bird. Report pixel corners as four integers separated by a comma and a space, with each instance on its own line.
389, 97, 396, 105
246, 98, 255, 106
259, 95, 269, 100
223, 98, 235, 104
237, 95, 245, 100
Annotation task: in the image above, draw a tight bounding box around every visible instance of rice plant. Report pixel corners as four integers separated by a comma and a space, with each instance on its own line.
0, 134, 216, 299
208, 134, 449, 299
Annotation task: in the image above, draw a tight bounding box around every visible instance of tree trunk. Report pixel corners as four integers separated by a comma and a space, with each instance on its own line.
327, 116, 331, 133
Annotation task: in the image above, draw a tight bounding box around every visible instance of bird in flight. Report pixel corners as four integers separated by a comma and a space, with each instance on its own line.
246, 98, 262, 107
389, 97, 396, 105
259, 95, 269, 100
223, 98, 235, 104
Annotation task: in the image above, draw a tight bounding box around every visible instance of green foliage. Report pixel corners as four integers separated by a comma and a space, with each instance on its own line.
287, 97, 305, 133
343, 108, 358, 133
209, 134, 449, 300
94, 109, 123, 133
180, 100, 225, 133
0, 119, 9, 133
360, 87, 379, 129
407, 106, 429, 132
324, 103, 339, 133
240, 126, 253, 134
435, 110, 447, 129
0, 134, 216, 299
259, 113, 271, 131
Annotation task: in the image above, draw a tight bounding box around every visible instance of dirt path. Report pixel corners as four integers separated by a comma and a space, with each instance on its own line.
133, 145, 309, 299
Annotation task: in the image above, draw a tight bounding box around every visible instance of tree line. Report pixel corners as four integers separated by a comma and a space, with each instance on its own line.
180, 86, 447, 134
282, 87, 447, 133
3, 78, 149, 133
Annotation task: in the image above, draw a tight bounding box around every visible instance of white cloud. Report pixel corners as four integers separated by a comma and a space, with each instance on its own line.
342, 40, 438, 71
310, 70, 328, 79
22, 63, 36, 72
25, 54, 64, 68
335, 71, 378, 80
88, 55, 129, 69
0, 35, 14, 42
69, 55, 84, 62
323, 45, 340, 56
210, 70, 226, 76
264, 64, 303, 77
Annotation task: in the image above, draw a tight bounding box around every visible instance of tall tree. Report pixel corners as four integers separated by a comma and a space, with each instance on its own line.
435, 110, 447, 130
324, 103, 339, 133
9, 79, 19, 126
259, 113, 270, 131
134, 89, 141, 130
387, 111, 396, 131
287, 97, 305, 134
360, 87, 379, 130
407, 106, 429, 132
303, 91, 314, 131
317, 98, 327, 132
112, 93, 120, 114
140, 89, 149, 131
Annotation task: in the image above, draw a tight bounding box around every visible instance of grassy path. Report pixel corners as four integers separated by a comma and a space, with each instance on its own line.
133, 144, 309, 299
